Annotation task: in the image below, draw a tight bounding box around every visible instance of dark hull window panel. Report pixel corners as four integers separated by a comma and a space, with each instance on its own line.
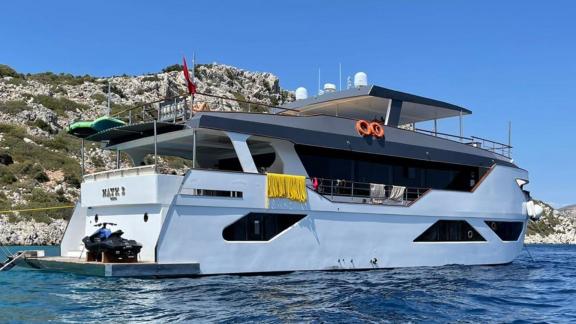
223, 213, 306, 241
295, 145, 487, 192
414, 220, 486, 242
217, 157, 243, 172
485, 221, 524, 241
189, 189, 243, 198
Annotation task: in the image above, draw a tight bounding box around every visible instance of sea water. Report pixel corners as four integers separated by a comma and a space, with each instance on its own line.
0, 245, 575, 323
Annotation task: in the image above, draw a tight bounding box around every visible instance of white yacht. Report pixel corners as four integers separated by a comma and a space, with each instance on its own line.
16, 76, 540, 277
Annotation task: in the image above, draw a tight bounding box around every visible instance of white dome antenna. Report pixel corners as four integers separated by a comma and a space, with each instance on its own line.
295, 87, 308, 100
354, 72, 368, 88
323, 83, 336, 93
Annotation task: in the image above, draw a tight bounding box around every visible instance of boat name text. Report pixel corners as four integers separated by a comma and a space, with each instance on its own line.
102, 187, 126, 200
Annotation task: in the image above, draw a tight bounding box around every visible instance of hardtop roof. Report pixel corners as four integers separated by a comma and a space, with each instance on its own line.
280, 85, 471, 124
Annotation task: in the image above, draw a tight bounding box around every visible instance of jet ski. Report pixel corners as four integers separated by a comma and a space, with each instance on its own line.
82, 223, 142, 263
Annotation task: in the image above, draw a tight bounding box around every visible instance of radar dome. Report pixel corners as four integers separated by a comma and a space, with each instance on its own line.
354, 72, 368, 88
295, 87, 308, 100
323, 83, 336, 93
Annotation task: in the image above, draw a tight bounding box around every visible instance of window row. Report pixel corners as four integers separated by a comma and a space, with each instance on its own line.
296, 145, 487, 191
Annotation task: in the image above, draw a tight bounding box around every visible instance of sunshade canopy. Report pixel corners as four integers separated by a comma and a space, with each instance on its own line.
280, 85, 471, 124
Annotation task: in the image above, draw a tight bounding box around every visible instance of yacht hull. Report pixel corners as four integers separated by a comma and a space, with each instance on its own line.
56, 162, 528, 277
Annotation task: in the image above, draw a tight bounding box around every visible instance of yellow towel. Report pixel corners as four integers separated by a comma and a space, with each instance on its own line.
266, 173, 307, 203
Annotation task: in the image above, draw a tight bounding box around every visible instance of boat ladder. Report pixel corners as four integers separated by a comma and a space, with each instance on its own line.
0, 251, 25, 272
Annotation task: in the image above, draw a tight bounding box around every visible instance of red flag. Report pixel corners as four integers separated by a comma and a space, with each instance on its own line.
182, 57, 196, 95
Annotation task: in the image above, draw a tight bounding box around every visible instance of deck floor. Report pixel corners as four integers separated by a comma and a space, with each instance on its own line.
19, 256, 200, 277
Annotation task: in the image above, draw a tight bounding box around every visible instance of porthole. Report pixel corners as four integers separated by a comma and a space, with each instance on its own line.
144, 212, 149, 222
467, 230, 473, 239
490, 221, 497, 231
95, 214, 99, 223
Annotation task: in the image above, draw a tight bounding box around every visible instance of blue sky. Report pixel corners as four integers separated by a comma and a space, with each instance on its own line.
1, 1, 575, 206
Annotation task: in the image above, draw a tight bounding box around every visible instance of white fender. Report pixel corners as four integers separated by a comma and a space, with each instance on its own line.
526, 200, 543, 220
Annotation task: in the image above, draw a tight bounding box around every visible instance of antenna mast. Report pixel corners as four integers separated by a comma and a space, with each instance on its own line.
318, 68, 321, 95
508, 120, 512, 149
339, 63, 342, 91
192, 52, 196, 82
107, 81, 111, 116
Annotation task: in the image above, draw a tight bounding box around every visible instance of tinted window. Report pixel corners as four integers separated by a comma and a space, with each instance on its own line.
223, 213, 306, 241
217, 157, 243, 171
485, 221, 524, 241
296, 145, 485, 191
414, 220, 485, 242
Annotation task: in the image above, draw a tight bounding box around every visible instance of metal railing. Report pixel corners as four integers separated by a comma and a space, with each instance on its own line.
414, 128, 512, 158
110, 92, 299, 126
310, 177, 429, 206
83, 165, 157, 182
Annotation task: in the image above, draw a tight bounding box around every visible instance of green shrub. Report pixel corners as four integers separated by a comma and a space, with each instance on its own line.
91, 155, 105, 168
0, 123, 81, 184
0, 191, 10, 210
0, 123, 27, 138
142, 75, 160, 82
64, 173, 81, 188
0, 100, 29, 114
17, 188, 72, 222
39, 132, 80, 153
27, 72, 96, 86
51, 85, 68, 95
0, 64, 20, 78
4, 78, 27, 86
0, 166, 17, 184
162, 64, 184, 73
101, 84, 125, 98
164, 156, 193, 170
34, 95, 90, 116
90, 93, 107, 103
14, 161, 40, 177
33, 170, 49, 183
32, 119, 54, 133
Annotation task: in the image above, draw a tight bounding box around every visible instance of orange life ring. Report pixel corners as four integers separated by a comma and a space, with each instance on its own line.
355, 120, 371, 136
370, 122, 384, 138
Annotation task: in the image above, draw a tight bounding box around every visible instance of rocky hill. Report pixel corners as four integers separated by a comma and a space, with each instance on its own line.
0, 62, 292, 245
526, 202, 576, 244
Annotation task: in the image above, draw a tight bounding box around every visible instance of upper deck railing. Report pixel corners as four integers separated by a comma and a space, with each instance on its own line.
413, 128, 512, 158
83, 165, 157, 182
109, 93, 512, 158
310, 177, 429, 206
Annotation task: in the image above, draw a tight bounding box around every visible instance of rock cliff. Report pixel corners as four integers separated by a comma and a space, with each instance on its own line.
526, 202, 576, 244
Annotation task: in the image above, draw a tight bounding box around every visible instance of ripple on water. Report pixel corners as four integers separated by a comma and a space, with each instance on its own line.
0, 245, 575, 323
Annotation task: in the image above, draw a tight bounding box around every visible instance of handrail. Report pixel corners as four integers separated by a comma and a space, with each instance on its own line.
83, 165, 157, 182
110, 91, 301, 122
414, 127, 474, 142
413, 127, 512, 158
309, 177, 429, 206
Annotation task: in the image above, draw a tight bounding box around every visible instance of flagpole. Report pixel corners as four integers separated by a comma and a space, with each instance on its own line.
192, 52, 196, 83
183, 55, 196, 120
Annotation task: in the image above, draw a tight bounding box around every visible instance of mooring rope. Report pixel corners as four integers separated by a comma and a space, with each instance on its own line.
0, 243, 14, 259
0, 205, 75, 214
524, 243, 535, 262
0, 205, 75, 258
